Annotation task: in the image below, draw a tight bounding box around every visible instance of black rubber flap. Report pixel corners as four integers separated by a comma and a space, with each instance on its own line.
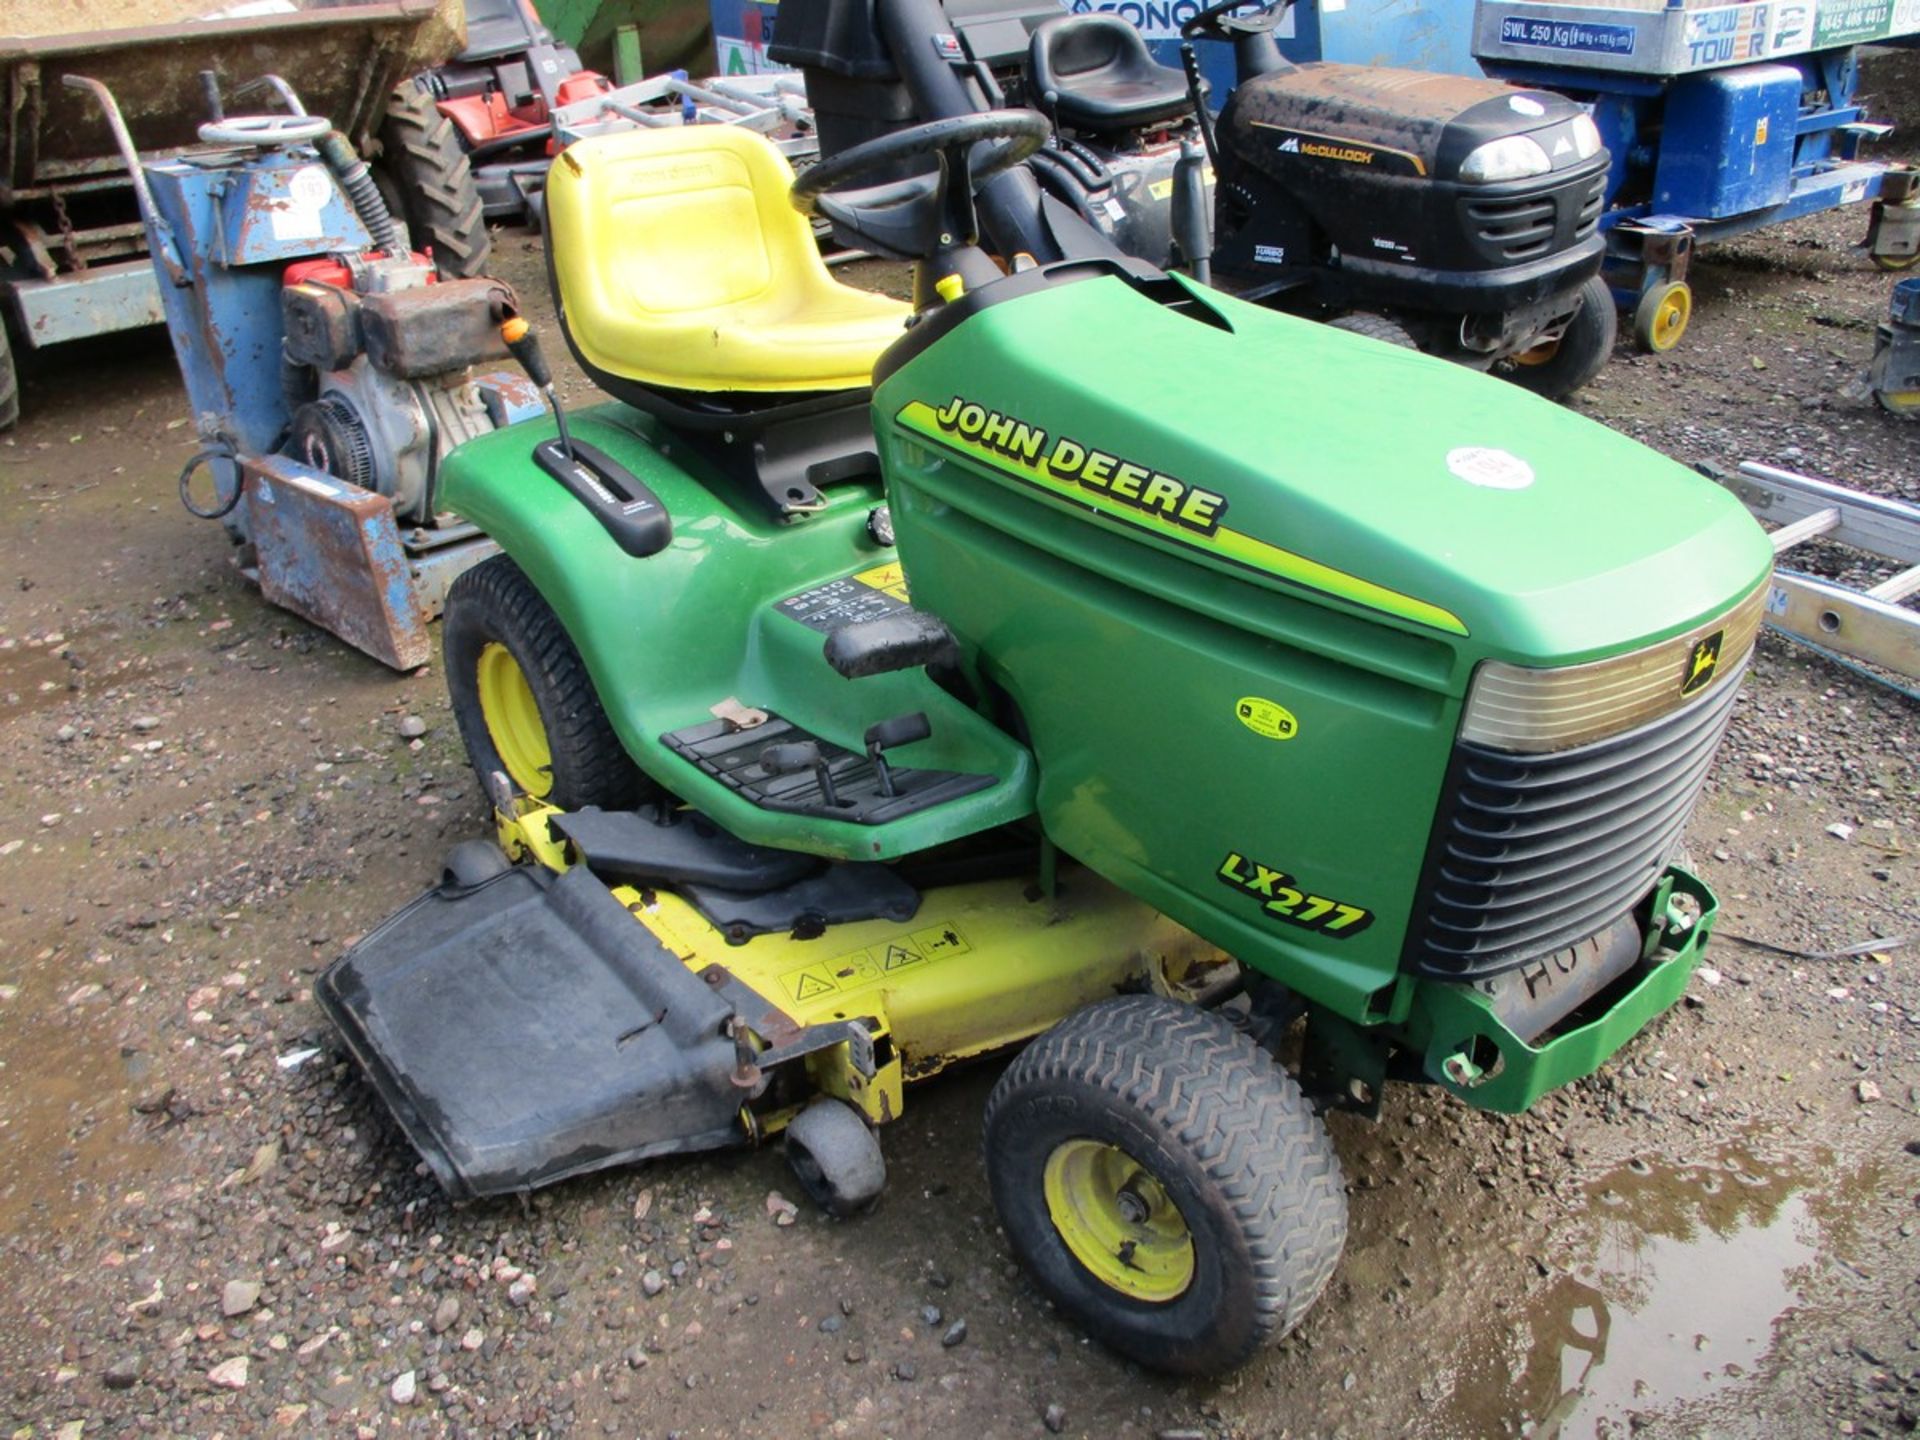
316, 865, 744, 1198
551, 807, 820, 891
684, 861, 921, 942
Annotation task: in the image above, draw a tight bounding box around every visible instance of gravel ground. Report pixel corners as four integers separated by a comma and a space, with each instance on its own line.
0, 52, 1917, 1440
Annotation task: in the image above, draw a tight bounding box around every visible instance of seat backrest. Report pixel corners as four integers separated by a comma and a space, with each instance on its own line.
1028, 14, 1152, 99
545, 126, 831, 370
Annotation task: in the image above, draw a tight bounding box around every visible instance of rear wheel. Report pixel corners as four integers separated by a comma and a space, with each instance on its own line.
443, 555, 649, 810
1499, 275, 1618, 399
982, 995, 1346, 1376
375, 83, 491, 279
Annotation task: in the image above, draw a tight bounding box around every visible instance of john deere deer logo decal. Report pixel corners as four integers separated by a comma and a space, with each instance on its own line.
1681, 630, 1724, 697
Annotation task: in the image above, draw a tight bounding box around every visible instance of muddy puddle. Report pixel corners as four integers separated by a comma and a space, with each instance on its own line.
0, 637, 78, 716
0, 941, 172, 1263
1432, 1144, 1866, 1438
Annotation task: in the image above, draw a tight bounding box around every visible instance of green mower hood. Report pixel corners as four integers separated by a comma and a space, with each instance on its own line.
874, 273, 1772, 676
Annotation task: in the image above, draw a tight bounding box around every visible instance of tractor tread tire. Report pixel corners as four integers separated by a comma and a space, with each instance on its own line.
444, 554, 649, 812
983, 995, 1346, 1376
0, 323, 18, 431
378, 83, 491, 279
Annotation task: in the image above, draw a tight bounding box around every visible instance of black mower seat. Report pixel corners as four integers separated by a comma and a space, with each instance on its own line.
1027, 15, 1201, 133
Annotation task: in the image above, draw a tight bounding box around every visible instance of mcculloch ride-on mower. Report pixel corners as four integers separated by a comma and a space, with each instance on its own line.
319, 108, 1773, 1374
771, 0, 1619, 397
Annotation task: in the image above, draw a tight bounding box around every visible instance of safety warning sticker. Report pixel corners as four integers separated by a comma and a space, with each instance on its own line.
778, 922, 970, 1007
775, 562, 912, 634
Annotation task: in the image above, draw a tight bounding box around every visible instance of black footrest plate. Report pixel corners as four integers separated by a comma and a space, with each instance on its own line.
551, 806, 818, 891
662, 710, 994, 825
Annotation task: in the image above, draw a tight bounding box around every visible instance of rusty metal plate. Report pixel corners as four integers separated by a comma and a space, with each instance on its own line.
242, 452, 431, 671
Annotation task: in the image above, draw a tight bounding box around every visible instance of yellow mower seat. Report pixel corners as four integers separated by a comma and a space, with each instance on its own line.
545, 126, 912, 394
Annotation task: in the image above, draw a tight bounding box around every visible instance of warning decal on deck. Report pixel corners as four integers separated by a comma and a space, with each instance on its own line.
778, 922, 971, 1007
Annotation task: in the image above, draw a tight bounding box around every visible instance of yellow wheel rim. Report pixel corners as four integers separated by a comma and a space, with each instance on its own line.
1042, 1139, 1195, 1302
1871, 250, 1920, 273
1641, 283, 1692, 352
1510, 336, 1560, 367
476, 642, 553, 798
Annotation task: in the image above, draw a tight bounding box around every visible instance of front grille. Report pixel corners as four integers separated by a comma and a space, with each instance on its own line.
1463, 169, 1608, 262
1573, 171, 1605, 238
1466, 194, 1557, 260
1406, 654, 1747, 979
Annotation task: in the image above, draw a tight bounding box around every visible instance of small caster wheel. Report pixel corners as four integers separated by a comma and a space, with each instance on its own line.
785, 1098, 886, 1217
440, 839, 513, 889
1633, 281, 1692, 353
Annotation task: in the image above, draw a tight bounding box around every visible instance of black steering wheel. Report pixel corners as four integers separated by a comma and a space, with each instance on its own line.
789, 110, 1052, 217
1180, 0, 1293, 41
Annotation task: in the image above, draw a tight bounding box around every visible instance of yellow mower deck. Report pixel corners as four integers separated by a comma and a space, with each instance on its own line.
314, 801, 1233, 1201
501, 802, 1233, 1136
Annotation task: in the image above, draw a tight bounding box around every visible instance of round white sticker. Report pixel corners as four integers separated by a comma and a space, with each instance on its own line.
1447, 446, 1536, 490
1509, 94, 1547, 117
288, 164, 334, 210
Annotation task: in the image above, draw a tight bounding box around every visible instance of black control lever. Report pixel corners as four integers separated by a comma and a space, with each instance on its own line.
762, 740, 841, 809
1180, 44, 1219, 171
864, 712, 930, 798
500, 310, 574, 461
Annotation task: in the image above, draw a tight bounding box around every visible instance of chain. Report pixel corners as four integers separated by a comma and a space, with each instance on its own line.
50, 188, 86, 273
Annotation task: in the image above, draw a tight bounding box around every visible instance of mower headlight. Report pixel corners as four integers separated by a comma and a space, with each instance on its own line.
1458, 581, 1768, 753
1571, 112, 1604, 160
1460, 135, 1552, 184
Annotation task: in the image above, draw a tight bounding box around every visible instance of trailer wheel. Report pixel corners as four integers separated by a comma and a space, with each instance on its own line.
785, 1098, 887, 1217
983, 995, 1346, 1376
376, 83, 491, 279
444, 555, 650, 810
1328, 312, 1417, 348
1870, 250, 1920, 273
1633, 280, 1693, 353
0, 322, 18, 431
1500, 275, 1618, 399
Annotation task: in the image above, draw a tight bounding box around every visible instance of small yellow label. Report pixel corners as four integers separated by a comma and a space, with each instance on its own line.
1755, 116, 1769, 145
1235, 696, 1298, 740
854, 561, 910, 603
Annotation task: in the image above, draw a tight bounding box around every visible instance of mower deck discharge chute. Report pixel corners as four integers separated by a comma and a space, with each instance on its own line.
321, 109, 1772, 1374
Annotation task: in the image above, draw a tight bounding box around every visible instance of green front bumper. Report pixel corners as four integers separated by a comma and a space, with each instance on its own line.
1406, 867, 1719, 1114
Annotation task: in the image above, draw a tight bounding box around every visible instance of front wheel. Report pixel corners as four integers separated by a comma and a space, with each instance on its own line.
1327, 312, 1417, 349
443, 555, 650, 811
982, 995, 1347, 1376
1499, 274, 1619, 399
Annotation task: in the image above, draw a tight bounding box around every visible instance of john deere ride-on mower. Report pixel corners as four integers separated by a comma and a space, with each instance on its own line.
771, 0, 1618, 397
319, 108, 1771, 1374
